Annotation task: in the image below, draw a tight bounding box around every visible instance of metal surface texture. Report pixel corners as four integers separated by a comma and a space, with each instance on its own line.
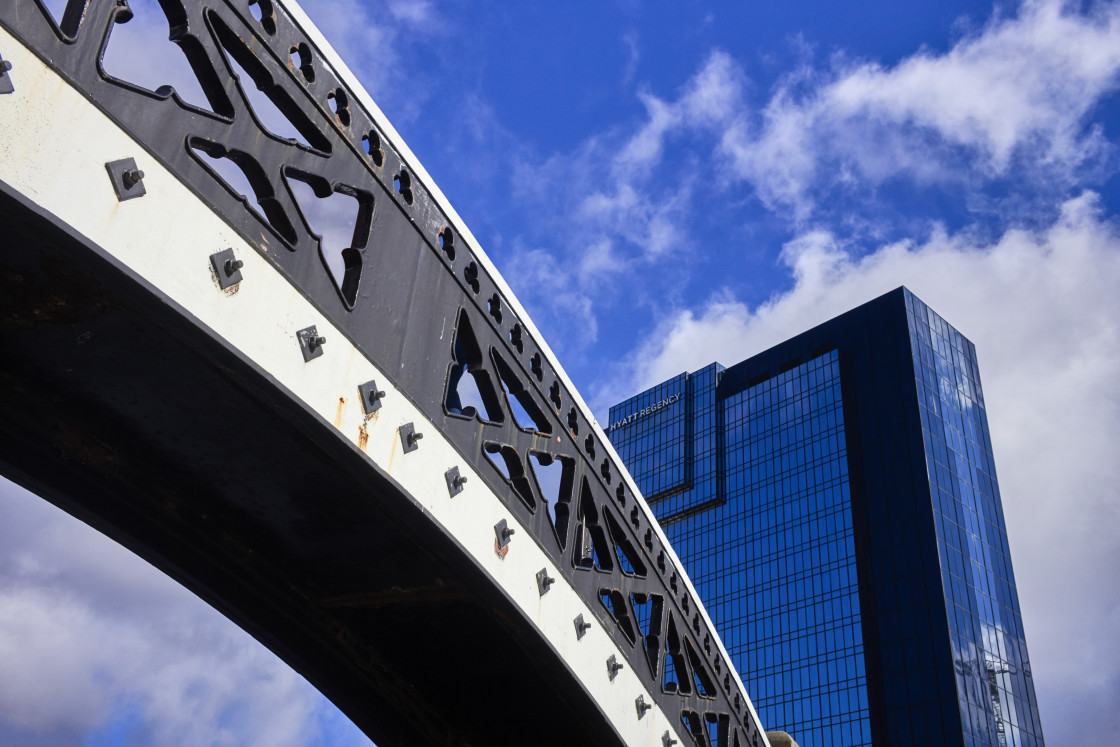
0, 2, 768, 745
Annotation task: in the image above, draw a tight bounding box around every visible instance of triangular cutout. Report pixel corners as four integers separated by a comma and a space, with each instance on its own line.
663, 613, 691, 695
574, 479, 613, 571
598, 588, 636, 645
686, 638, 716, 698
493, 351, 553, 434
604, 508, 647, 576
631, 592, 664, 679
209, 11, 330, 151
37, 0, 86, 38
529, 452, 573, 549
482, 442, 535, 512
100, 2, 222, 113
37, 0, 71, 29
284, 171, 372, 308
188, 138, 296, 244
681, 711, 705, 747
705, 713, 727, 747
445, 311, 503, 422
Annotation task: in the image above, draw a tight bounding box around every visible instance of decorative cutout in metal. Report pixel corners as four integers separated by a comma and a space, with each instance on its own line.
0, 2, 767, 744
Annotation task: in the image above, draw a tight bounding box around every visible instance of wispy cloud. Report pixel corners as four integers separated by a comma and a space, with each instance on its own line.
501, 51, 746, 356
297, 0, 444, 122
723, 0, 1120, 217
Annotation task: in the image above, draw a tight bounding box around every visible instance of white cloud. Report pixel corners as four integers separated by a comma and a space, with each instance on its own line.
599, 191, 1120, 735
726, 0, 1120, 216
501, 51, 745, 354
387, 0, 436, 26
615, 51, 746, 178
0, 481, 368, 746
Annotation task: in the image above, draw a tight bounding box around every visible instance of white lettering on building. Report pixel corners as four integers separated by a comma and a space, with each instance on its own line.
608, 393, 682, 431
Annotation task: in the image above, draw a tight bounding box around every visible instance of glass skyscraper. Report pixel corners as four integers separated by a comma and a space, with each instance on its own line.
608, 288, 1044, 747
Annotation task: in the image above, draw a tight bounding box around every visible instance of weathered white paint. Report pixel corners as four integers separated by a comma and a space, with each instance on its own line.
0, 26, 687, 746
280, 1, 769, 738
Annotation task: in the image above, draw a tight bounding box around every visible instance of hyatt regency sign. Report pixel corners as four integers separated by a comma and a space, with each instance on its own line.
608, 393, 681, 432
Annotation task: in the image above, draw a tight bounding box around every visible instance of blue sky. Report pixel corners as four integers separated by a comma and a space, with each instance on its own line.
3, 0, 1120, 743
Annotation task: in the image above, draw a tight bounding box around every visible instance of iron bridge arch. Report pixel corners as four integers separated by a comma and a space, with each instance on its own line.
0, 2, 770, 746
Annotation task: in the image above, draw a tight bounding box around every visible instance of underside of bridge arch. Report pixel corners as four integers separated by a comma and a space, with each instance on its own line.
0, 184, 617, 747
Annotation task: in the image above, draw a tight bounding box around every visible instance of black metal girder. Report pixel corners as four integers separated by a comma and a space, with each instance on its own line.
0, 2, 767, 745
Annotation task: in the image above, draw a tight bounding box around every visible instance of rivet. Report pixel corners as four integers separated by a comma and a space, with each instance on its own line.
297, 325, 325, 361
209, 248, 243, 289
122, 168, 144, 188
0, 55, 12, 95
399, 423, 422, 453
494, 519, 515, 551
445, 467, 468, 497
358, 380, 385, 414
105, 157, 146, 201
536, 568, 555, 595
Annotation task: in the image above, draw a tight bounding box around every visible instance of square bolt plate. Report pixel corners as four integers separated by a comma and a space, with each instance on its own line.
358, 379, 384, 414
535, 568, 553, 596
494, 519, 512, 551
209, 248, 243, 289
297, 325, 324, 361
105, 157, 146, 201
0, 55, 13, 95
398, 422, 420, 453
445, 466, 465, 497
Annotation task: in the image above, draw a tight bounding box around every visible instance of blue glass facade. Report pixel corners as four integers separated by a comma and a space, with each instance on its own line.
906, 293, 1045, 747
608, 288, 1044, 747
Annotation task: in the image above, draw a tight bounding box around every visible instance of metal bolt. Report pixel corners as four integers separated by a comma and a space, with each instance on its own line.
399, 423, 422, 453
358, 380, 384, 414
445, 467, 467, 497
308, 335, 326, 350
607, 655, 623, 681
114, 0, 134, 23
635, 695, 651, 718
224, 258, 244, 276
536, 568, 555, 595
1, 61, 11, 73
574, 614, 592, 639
662, 732, 678, 747
122, 168, 144, 188
494, 520, 515, 552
